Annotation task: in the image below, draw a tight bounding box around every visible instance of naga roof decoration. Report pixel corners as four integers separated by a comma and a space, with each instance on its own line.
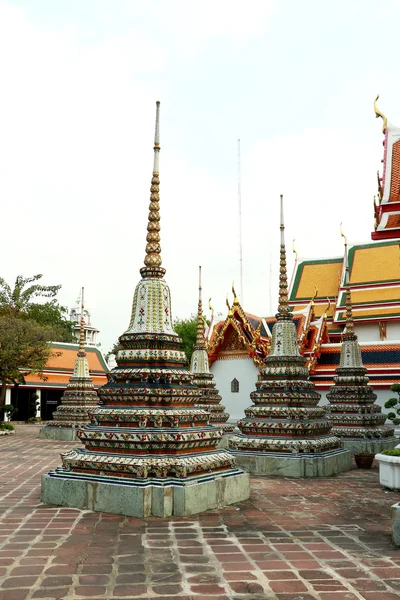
44, 288, 100, 430
190, 267, 233, 432
372, 96, 400, 240
326, 241, 396, 452
48, 102, 244, 491
229, 196, 342, 456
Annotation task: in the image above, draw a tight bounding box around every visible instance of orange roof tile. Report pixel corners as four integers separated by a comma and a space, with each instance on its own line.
390, 139, 400, 202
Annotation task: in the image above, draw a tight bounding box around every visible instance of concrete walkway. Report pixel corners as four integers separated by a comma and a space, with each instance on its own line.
0, 425, 399, 600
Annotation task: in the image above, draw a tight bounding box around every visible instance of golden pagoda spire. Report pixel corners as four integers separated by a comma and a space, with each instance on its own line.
195, 266, 206, 350
78, 287, 86, 357
277, 194, 291, 321
140, 101, 166, 279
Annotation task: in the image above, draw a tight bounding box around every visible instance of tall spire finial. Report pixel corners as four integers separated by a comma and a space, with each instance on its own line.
341, 230, 356, 339
140, 101, 166, 279
277, 194, 291, 321
78, 287, 86, 356
195, 266, 206, 349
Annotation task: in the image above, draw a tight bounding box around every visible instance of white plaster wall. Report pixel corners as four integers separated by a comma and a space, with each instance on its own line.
354, 324, 379, 342
387, 322, 400, 340
211, 358, 259, 422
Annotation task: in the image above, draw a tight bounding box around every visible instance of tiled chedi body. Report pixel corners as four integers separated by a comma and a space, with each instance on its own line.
229, 197, 351, 477
42, 102, 249, 516
326, 241, 396, 456
39, 289, 99, 441
191, 268, 233, 433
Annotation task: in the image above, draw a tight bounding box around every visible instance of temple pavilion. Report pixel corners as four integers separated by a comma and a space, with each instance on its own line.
228, 197, 352, 477
42, 102, 249, 518
209, 99, 400, 421
39, 289, 100, 441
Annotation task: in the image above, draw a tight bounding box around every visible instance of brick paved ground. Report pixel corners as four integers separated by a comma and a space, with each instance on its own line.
0, 425, 400, 600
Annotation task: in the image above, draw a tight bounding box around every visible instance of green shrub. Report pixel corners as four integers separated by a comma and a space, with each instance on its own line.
381, 449, 400, 456
384, 386, 400, 425
0, 422, 14, 431
385, 398, 398, 409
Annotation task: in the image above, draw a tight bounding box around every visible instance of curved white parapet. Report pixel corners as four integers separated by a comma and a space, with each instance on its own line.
375, 453, 400, 489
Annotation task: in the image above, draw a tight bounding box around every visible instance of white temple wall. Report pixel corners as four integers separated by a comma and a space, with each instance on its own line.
354, 324, 380, 342
211, 358, 259, 423
386, 322, 400, 340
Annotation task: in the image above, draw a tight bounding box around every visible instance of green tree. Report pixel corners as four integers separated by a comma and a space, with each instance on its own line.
24, 300, 74, 342
173, 315, 198, 366
0, 317, 58, 406
0, 274, 73, 342
0, 274, 61, 316
384, 383, 400, 426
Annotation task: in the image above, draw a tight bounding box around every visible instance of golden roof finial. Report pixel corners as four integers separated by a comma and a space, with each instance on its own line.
374, 94, 387, 133
140, 101, 166, 279
194, 266, 206, 349
292, 239, 298, 261
277, 194, 291, 321
208, 298, 214, 319
78, 287, 86, 357
226, 294, 233, 316
310, 285, 318, 306
323, 297, 331, 319
340, 222, 347, 247
232, 281, 239, 304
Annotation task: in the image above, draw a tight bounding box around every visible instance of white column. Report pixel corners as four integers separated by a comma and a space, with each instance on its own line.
4, 389, 11, 422
36, 389, 41, 417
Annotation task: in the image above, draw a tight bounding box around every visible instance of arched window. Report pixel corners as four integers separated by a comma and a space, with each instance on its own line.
231, 378, 239, 393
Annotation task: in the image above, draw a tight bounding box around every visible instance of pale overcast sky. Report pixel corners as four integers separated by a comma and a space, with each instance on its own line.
1, 0, 400, 353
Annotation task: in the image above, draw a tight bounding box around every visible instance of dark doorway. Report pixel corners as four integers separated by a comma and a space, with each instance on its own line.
10, 387, 31, 421
40, 389, 64, 421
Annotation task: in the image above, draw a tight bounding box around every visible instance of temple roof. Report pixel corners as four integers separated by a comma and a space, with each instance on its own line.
372, 96, 400, 240
23, 342, 108, 388
289, 240, 400, 325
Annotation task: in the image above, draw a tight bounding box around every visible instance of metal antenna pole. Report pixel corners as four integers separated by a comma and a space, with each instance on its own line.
238, 139, 244, 304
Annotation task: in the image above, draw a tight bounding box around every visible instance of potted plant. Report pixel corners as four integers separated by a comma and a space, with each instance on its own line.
375, 449, 400, 490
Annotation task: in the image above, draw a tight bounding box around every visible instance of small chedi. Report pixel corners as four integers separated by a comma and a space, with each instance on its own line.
229, 196, 352, 477
40, 288, 99, 441
42, 102, 249, 517
190, 267, 234, 440
326, 237, 396, 467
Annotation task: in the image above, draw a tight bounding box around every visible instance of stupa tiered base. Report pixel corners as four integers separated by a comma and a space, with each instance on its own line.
39, 425, 83, 442
337, 436, 397, 457
42, 462, 249, 517
229, 436, 352, 477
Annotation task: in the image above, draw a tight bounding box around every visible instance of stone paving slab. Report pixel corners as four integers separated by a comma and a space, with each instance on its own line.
0, 425, 399, 599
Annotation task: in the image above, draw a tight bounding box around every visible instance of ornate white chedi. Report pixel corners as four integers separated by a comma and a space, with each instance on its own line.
42, 102, 249, 517
229, 196, 352, 477
40, 288, 99, 441
191, 267, 233, 433
326, 237, 396, 463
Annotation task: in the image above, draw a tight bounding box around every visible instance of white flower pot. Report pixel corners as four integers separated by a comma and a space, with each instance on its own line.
375, 453, 400, 489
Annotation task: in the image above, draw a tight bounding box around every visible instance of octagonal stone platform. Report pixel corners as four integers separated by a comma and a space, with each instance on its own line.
42, 469, 250, 517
